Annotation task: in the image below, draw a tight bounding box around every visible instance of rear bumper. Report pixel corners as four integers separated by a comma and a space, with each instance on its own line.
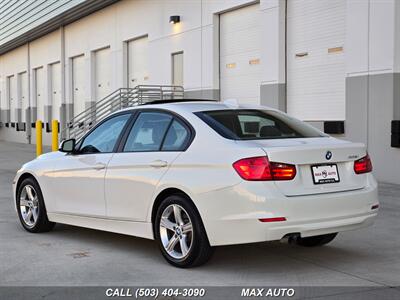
196, 174, 378, 246
264, 211, 376, 240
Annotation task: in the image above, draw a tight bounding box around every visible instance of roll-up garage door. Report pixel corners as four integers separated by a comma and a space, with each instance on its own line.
19, 72, 28, 122
287, 0, 346, 121
35, 67, 45, 122
8, 75, 16, 123
127, 36, 149, 88
72, 55, 86, 117
95, 47, 111, 101
220, 4, 262, 105
50, 62, 62, 121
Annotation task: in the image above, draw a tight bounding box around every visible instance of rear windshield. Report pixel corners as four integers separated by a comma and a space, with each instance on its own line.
195, 109, 326, 140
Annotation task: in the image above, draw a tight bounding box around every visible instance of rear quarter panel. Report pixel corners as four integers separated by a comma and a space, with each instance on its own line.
147, 121, 266, 223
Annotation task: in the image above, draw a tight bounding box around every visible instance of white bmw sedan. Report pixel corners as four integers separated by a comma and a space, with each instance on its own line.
13, 100, 379, 267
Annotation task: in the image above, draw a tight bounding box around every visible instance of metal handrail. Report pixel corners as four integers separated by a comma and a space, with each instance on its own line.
62, 85, 184, 140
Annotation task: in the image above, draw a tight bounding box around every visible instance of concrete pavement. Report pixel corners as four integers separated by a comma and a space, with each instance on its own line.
0, 141, 399, 299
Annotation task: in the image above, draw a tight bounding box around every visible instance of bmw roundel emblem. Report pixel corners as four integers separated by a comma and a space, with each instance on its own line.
326, 151, 332, 160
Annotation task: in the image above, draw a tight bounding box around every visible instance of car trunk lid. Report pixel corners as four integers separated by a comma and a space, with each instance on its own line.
236, 137, 368, 196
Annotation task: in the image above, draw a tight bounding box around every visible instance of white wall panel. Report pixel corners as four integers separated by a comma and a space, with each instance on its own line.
369, 0, 395, 73
220, 4, 262, 105
30, 30, 61, 69
346, 0, 397, 75
0, 45, 28, 76
287, 0, 346, 121
395, 0, 400, 73
345, 0, 369, 75
148, 28, 202, 90
201, 0, 259, 25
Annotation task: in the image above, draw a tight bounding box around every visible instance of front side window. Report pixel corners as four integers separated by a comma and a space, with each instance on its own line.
79, 114, 131, 153
195, 109, 326, 140
124, 112, 172, 152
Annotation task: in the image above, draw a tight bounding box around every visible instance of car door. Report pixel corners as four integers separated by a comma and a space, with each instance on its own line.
47, 113, 132, 216
105, 110, 193, 221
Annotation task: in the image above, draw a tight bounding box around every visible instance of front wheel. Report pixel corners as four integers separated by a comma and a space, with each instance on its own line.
16, 177, 55, 233
295, 233, 338, 247
154, 194, 214, 268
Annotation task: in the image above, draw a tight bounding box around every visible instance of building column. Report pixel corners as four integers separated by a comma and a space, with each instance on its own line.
345, 0, 400, 184
259, 0, 286, 111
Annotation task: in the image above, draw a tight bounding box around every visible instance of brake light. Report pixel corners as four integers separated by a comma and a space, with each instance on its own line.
232, 156, 296, 181
354, 154, 373, 174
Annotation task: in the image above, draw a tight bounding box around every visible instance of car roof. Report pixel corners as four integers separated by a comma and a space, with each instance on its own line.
118, 99, 278, 114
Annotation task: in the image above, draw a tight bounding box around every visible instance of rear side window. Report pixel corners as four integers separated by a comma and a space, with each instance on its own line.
124, 112, 172, 152
123, 111, 191, 152
195, 109, 326, 140
162, 120, 190, 151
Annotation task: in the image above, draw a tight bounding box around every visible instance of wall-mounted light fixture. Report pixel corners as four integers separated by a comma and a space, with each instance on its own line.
169, 16, 180, 24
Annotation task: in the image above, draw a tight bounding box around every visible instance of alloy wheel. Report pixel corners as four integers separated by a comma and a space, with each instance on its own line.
19, 185, 39, 228
159, 204, 193, 259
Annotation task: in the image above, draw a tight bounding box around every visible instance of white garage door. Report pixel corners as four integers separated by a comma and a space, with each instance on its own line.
8, 75, 16, 123
35, 67, 45, 122
50, 62, 62, 121
72, 55, 86, 117
19, 72, 28, 122
220, 4, 262, 105
287, 0, 346, 121
95, 47, 111, 101
127, 36, 149, 88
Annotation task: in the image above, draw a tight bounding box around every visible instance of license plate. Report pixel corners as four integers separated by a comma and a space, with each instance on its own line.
311, 164, 340, 184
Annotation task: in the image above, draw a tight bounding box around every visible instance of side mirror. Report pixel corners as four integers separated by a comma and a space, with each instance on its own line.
59, 139, 76, 153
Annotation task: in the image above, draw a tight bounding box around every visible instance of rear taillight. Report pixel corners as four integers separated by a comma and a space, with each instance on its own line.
232, 156, 296, 181
354, 154, 373, 174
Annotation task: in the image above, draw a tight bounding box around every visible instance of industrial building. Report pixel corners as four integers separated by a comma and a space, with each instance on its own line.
0, 0, 399, 184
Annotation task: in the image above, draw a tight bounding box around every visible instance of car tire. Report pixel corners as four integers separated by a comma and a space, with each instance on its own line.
16, 177, 55, 233
295, 233, 338, 247
154, 194, 214, 268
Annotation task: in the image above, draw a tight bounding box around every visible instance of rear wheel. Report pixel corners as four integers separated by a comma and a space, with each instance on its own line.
16, 177, 55, 233
295, 233, 338, 247
154, 194, 214, 268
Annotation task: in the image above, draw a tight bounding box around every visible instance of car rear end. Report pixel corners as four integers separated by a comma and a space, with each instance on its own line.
193, 106, 379, 246
234, 139, 377, 241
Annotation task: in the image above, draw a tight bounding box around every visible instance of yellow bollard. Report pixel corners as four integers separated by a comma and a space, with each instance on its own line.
51, 120, 59, 152
36, 120, 43, 157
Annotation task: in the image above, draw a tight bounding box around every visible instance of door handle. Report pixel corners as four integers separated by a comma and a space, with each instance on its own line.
149, 160, 168, 168
93, 163, 106, 170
